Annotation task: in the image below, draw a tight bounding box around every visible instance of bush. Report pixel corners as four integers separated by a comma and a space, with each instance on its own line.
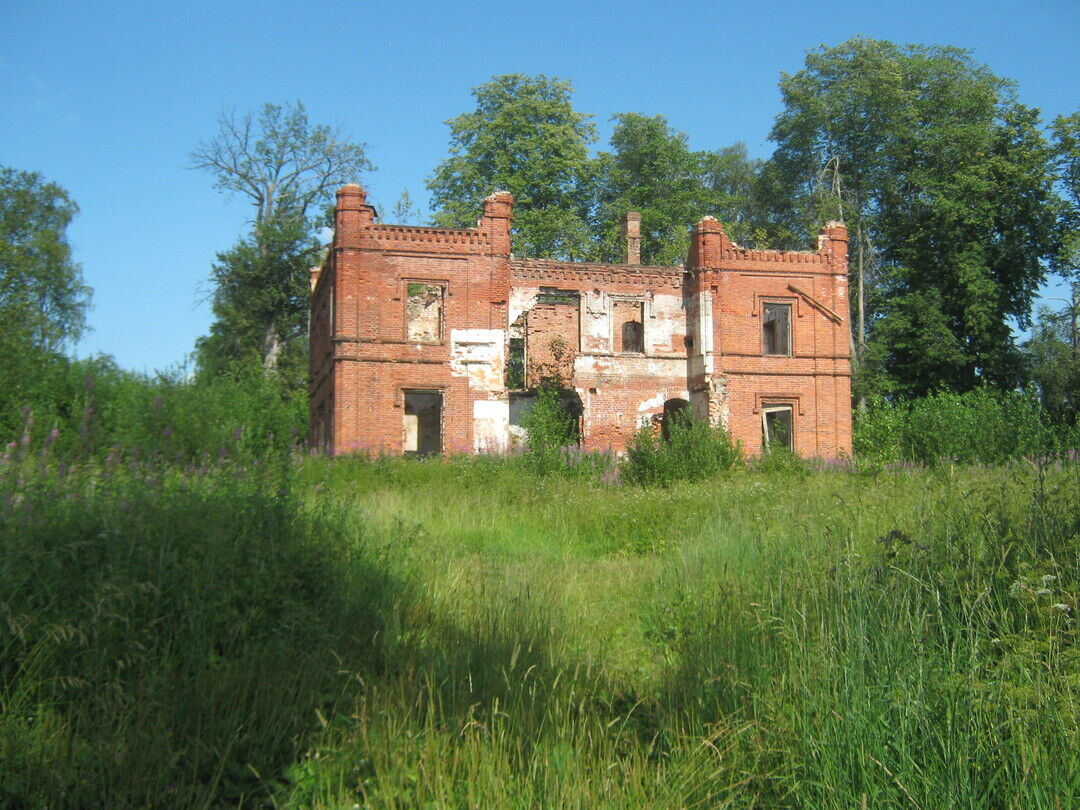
854, 387, 1080, 465
623, 415, 742, 487
520, 386, 580, 475
0, 359, 306, 466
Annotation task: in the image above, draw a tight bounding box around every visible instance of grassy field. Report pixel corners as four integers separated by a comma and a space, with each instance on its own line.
3, 448, 1079, 807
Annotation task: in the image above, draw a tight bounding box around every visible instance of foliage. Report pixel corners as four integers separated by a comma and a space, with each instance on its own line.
427, 74, 597, 259
5, 427, 1080, 805
753, 444, 813, 475
0, 448, 396, 807
0, 354, 305, 466
769, 38, 1062, 398
519, 385, 580, 475
593, 115, 766, 265
1052, 108, 1080, 277
853, 387, 1078, 465
623, 413, 741, 486
191, 102, 371, 378
0, 167, 90, 356
1025, 293, 1080, 426
195, 214, 315, 385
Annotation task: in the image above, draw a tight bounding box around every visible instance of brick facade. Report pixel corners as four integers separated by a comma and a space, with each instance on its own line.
310, 184, 852, 458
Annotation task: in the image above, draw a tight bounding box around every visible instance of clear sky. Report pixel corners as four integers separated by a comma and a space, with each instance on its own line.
4, 0, 1078, 374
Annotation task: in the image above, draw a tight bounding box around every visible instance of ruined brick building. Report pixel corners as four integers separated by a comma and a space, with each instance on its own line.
309, 184, 852, 458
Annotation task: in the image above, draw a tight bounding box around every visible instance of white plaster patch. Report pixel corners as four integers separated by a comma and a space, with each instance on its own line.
637, 392, 667, 413
574, 355, 687, 379
647, 292, 684, 354
473, 398, 510, 452
450, 329, 505, 391
583, 290, 610, 353
509, 288, 540, 327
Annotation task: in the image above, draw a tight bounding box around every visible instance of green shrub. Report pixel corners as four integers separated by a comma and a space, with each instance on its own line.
623, 415, 741, 487
753, 444, 812, 475
854, 387, 1079, 465
520, 385, 580, 475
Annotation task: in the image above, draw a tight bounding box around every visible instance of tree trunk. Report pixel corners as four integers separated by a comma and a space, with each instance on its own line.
263, 317, 282, 373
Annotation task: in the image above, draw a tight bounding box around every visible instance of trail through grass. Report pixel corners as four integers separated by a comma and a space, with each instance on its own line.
3, 451, 1079, 806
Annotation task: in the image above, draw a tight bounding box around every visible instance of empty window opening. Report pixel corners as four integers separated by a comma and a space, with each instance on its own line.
537, 287, 580, 306
406, 282, 444, 343
661, 398, 691, 441
762, 405, 793, 452
509, 392, 536, 429
403, 390, 442, 456
763, 302, 791, 356
509, 389, 582, 444
621, 321, 644, 353
613, 300, 645, 353
506, 337, 525, 389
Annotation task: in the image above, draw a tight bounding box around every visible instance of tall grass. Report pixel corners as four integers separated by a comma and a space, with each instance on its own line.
3, 424, 1079, 805
854, 387, 1080, 465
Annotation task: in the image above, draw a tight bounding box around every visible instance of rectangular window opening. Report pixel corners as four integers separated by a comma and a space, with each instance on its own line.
403, 390, 442, 456
537, 287, 580, 306
763, 302, 791, 356
406, 282, 444, 343
762, 405, 794, 452
613, 299, 645, 353
506, 338, 525, 389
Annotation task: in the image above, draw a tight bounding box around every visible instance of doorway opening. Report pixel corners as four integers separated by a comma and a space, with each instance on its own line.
661, 398, 691, 441
403, 390, 443, 456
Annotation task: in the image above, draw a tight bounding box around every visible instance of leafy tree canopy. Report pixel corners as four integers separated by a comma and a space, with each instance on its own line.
427, 74, 597, 259
191, 102, 371, 381
595, 114, 766, 264
0, 167, 90, 354
769, 38, 1062, 397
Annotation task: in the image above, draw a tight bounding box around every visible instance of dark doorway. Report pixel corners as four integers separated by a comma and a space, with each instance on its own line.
404, 390, 442, 456
661, 398, 691, 441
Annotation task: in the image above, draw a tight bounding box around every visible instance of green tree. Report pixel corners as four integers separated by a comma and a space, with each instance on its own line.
427, 74, 597, 259
1052, 109, 1080, 278
0, 167, 90, 354
699, 142, 770, 246
594, 114, 708, 265
768, 38, 1060, 397
191, 102, 371, 379
1025, 293, 1080, 426
0, 168, 91, 433
195, 215, 313, 384
593, 115, 768, 265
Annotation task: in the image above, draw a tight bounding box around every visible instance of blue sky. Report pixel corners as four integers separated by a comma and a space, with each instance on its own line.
4, 0, 1078, 373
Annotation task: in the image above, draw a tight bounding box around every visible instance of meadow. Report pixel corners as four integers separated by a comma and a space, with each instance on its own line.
3, 413, 1079, 807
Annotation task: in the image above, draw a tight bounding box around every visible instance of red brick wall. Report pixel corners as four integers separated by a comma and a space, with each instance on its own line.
692, 217, 852, 457
320, 186, 512, 455
311, 185, 852, 460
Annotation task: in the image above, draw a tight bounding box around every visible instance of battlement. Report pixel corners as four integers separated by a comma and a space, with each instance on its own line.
311, 181, 852, 460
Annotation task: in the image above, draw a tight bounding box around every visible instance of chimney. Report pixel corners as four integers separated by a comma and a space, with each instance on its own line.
622, 211, 641, 265
480, 190, 514, 257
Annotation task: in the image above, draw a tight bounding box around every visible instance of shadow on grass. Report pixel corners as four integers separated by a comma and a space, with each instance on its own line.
0, 460, 408, 808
